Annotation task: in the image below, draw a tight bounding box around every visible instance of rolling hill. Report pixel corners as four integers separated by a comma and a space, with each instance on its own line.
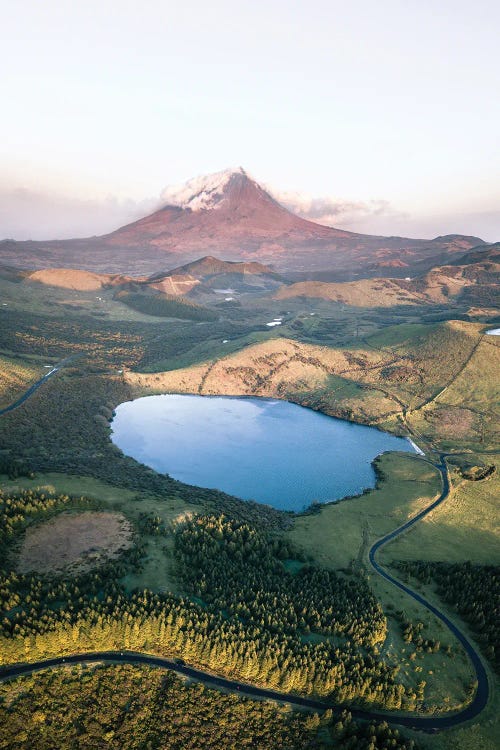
274, 246, 500, 308
25, 268, 134, 291
148, 256, 285, 297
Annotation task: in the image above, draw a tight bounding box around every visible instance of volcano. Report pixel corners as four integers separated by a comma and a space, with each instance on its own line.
0, 167, 486, 278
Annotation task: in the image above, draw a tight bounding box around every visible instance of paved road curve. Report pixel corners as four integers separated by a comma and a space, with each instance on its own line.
368, 455, 489, 729
0, 368, 59, 416
0, 355, 79, 417
0, 456, 490, 733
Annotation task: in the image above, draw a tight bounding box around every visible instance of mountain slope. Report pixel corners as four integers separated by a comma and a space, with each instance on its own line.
146, 256, 285, 297
275, 248, 500, 308
155, 255, 284, 280
25, 268, 133, 291
104, 168, 352, 253
0, 168, 488, 277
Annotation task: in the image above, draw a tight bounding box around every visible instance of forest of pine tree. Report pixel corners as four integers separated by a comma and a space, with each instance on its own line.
0, 491, 418, 710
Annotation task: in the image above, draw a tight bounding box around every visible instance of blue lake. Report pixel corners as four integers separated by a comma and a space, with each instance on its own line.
111, 394, 416, 512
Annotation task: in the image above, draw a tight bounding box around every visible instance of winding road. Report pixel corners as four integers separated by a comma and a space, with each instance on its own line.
0, 355, 79, 417
0, 450, 490, 732
368, 454, 489, 729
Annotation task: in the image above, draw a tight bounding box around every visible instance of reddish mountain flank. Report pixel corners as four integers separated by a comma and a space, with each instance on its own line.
0, 168, 487, 278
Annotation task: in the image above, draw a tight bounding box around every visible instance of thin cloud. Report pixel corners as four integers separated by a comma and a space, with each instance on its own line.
0, 187, 157, 241
268, 187, 406, 229
266, 186, 498, 241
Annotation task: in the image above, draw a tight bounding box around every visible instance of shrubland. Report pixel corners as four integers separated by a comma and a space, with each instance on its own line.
0, 354, 43, 409
0, 665, 419, 750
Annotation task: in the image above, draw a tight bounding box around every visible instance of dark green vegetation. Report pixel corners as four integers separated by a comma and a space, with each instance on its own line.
175, 515, 386, 646
0, 453, 33, 480
0, 309, 149, 368
0, 303, 269, 372
0, 666, 419, 750
447, 455, 496, 481
173, 515, 415, 705
394, 561, 500, 674
114, 288, 219, 321
0, 489, 415, 710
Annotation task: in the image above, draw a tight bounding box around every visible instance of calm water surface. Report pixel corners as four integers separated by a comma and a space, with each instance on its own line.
111, 395, 415, 511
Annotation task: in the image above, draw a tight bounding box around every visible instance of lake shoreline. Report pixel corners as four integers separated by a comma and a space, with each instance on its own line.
111, 393, 417, 512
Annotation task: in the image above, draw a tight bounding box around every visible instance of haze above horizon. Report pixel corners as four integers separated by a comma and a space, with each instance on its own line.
1, 1, 499, 242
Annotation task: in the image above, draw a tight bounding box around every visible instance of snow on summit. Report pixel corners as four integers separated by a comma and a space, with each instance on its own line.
160, 167, 249, 211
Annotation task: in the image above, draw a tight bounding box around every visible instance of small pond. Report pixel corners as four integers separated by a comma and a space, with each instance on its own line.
111, 395, 416, 512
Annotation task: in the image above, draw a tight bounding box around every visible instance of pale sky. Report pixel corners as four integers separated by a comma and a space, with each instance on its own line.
1, 0, 499, 241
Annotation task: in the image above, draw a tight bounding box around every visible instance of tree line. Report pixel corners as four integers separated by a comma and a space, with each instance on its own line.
0, 492, 420, 711
394, 560, 499, 673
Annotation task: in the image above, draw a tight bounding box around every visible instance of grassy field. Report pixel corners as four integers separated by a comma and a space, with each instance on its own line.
16, 510, 133, 575
380, 457, 499, 565
422, 700, 500, 750
286, 453, 440, 570
285, 452, 496, 713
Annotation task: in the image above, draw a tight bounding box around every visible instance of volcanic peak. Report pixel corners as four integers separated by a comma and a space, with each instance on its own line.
160, 167, 252, 212
0, 168, 489, 278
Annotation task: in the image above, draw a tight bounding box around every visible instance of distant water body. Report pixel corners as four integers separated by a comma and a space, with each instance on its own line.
486, 328, 500, 335
111, 395, 416, 512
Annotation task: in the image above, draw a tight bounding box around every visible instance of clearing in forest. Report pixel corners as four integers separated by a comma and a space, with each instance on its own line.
16, 511, 133, 575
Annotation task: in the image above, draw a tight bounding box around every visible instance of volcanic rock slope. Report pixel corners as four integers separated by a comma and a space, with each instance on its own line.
0, 168, 486, 277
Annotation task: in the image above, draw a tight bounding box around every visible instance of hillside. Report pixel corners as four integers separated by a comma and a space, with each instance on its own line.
157, 255, 283, 280
146, 274, 201, 297
125, 320, 500, 452
147, 255, 286, 297
26, 268, 133, 291
274, 278, 421, 307
274, 250, 500, 308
